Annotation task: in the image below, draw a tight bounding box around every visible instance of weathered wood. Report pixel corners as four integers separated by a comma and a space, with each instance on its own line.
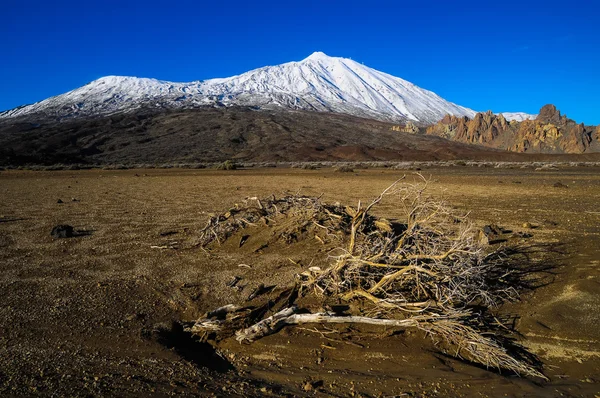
235, 306, 425, 343
207, 304, 239, 318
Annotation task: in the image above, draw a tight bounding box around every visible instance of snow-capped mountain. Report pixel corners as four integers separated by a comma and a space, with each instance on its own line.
499, 112, 538, 122
0, 52, 528, 124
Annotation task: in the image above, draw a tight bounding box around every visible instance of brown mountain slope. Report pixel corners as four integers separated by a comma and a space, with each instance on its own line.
426, 104, 598, 154
0, 107, 514, 166
1, 106, 599, 166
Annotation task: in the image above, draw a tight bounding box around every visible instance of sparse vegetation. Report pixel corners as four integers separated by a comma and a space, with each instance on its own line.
215, 160, 238, 170
190, 176, 554, 379
3, 160, 600, 171
334, 165, 354, 173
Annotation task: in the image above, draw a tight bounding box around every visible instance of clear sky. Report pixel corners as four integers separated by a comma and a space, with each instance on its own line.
2, 0, 599, 124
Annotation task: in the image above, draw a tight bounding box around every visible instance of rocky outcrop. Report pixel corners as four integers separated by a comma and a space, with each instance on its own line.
390, 122, 419, 134
426, 111, 512, 146
536, 104, 566, 125
426, 104, 595, 154
563, 123, 592, 153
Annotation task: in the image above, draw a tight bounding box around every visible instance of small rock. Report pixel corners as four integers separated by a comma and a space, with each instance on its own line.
482, 224, 502, 235
303, 380, 323, 392
51, 225, 74, 238
57, 199, 64, 204
522, 222, 533, 229
478, 224, 504, 245
553, 182, 568, 188
227, 276, 242, 288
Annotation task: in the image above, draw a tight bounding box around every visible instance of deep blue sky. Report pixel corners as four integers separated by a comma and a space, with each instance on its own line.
2, 0, 599, 124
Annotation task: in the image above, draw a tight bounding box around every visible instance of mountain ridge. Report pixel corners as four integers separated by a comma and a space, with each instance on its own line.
0, 52, 533, 124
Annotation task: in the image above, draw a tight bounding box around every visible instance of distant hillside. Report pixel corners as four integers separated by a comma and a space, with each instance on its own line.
0, 107, 542, 166
2, 107, 600, 167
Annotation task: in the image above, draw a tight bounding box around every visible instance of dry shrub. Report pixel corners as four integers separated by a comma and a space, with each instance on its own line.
215, 160, 238, 170
197, 195, 350, 248
334, 165, 354, 173
290, 163, 319, 170
190, 175, 553, 379
535, 163, 559, 171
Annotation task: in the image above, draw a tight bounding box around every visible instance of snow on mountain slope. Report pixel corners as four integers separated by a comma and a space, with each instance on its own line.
0, 76, 211, 119
198, 52, 477, 123
500, 112, 538, 122
0, 52, 485, 124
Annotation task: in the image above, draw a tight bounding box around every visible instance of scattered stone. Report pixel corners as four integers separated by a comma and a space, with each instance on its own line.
51, 225, 74, 238
316, 353, 324, 365
57, 199, 64, 204
227, 276, 242, 288
71, 198, 79, 202
303, 380, 323, 392
512, 232, 533, 239
478, 224, 504, 245
483, 224, 503, 236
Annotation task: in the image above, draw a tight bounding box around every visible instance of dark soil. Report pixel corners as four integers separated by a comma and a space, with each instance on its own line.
3, 107, 600, 166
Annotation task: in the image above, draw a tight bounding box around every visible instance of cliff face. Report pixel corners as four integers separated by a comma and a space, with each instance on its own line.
426, 105, 595, 154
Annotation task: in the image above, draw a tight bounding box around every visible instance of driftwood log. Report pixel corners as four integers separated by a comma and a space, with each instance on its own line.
233, 306, 450, 343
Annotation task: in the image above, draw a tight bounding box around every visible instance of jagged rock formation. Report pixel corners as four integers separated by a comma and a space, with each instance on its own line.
426, 105, 596, 154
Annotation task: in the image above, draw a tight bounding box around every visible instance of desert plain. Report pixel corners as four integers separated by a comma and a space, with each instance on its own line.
1, 166, 599, 397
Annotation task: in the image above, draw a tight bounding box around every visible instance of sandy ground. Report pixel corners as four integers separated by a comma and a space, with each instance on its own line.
1, 167, 599, 397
